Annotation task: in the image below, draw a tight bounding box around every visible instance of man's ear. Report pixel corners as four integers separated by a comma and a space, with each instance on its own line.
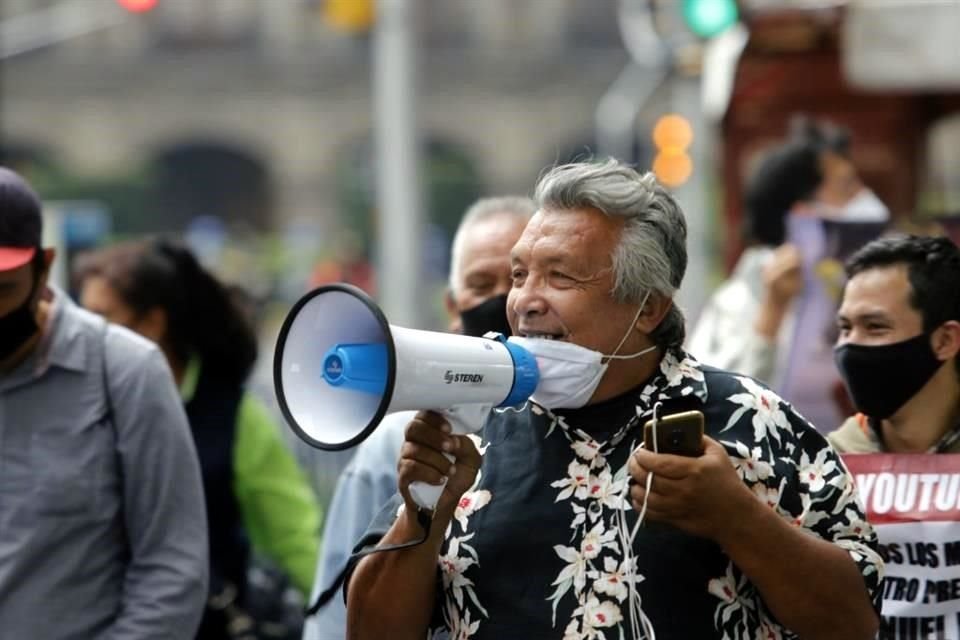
33, 248, 57, 301
932, 320, 960, 361
444, 289, 462, 333
634, 293, 672, 335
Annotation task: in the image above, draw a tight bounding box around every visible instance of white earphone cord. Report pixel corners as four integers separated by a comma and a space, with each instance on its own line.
615, 400, 660, 640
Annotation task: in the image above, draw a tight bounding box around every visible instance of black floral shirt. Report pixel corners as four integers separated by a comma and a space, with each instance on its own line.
354, 350, 883, 639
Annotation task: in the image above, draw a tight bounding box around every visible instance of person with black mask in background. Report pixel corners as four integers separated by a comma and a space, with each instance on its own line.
829, 235, 960, 454
302, 196, 534, 640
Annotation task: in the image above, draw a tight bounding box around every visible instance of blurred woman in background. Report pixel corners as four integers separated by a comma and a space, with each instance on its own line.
76, 238, 320, 640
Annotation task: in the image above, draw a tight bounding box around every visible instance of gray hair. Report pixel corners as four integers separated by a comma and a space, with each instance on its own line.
533, 159, 688, 350
449, 196, 536, 293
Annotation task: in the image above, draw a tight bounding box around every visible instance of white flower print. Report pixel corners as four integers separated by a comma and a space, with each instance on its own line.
778, 492, 830, 531
572, 438, 603, 465
725, 440, 774, 483
580, 522, 618, 561
552, 461, 592, 502
724, 377, 791, 446
554, 544, 590, 593
582, 596, 624, 632
563, 619, 584, 640
829, 508, 871, 539
423, 348, 881, 640
797, 447, 838, 493
585, 469, 629, 511
661, 351, 706, 390
434, 447, 493, 638
592, 556, 640, 603
450, 607, 481, 640
756, 619, 784, 640
708, 562, 756, 629
439, 536, 478, 609
454, 490, 492, 531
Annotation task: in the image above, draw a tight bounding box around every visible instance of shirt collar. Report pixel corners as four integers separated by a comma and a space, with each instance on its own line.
637, 348, 710, 411
40, 286, 88, 374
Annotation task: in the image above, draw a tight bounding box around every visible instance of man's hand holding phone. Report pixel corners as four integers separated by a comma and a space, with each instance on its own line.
628, 411, 757, 542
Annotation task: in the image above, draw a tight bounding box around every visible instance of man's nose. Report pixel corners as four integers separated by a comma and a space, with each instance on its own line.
836, 329, 861, 346
510, 278, 549, 318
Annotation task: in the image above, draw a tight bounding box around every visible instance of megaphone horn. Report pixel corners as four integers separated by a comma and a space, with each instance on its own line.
273, 284, 539, 509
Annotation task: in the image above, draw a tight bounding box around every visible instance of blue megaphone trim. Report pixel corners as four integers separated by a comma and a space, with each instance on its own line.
492, 333, 539, 407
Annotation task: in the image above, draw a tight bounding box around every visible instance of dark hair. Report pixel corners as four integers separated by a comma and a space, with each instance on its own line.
846, 234, 960, 372
75, 238, 258, 384
846, 234, 960, 332
743, 116, 851, 246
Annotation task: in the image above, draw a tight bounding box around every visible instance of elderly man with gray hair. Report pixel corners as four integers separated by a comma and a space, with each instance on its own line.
302, 195, 533, 640
346, 160, 883, 640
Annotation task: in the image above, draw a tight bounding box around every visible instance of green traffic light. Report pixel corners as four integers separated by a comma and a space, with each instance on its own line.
682, 0, 739, 39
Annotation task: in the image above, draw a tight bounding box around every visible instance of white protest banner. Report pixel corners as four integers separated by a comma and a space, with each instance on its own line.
844, 454, 960, 640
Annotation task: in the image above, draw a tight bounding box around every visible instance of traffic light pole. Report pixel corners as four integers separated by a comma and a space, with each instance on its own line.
373, 0, 425, 328
595, 0, 668, 161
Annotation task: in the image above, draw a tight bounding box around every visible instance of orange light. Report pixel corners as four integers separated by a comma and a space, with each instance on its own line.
652, 114, 694, 152
651, 114, 694, 186
116, 0, 158, 12
325, 0, 376, 32
653, 150, 693, 187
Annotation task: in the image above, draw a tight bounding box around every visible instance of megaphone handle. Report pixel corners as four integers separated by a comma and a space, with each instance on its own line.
408, 452, 454, 511
409, 406, 481, 511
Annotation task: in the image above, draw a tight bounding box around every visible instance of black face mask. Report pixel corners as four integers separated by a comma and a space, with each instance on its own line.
834, 333, 945, 419
459, 294, 511, 339
0, 289, 39, 361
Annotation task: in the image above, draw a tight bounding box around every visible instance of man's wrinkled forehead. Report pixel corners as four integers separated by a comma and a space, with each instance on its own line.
511, 207, 619, 269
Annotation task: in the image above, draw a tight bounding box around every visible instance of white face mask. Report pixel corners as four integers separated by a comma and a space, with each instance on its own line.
508, 292, 656, 409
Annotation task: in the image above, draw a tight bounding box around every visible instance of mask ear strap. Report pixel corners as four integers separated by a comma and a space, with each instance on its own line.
605, 290, 653, 360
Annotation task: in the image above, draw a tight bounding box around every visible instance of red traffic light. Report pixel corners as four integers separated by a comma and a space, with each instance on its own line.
116, 0, 158, 13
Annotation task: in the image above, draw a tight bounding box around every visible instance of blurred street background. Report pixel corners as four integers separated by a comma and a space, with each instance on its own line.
2, 0, 959, 507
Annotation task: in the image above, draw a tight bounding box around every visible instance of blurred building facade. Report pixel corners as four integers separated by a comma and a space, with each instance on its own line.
0, 0, 636, 238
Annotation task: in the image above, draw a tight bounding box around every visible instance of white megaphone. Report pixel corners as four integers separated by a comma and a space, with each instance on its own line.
273, 283, 539, 510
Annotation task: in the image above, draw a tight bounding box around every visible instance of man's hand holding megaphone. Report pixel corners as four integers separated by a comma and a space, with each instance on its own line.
398, 410, 482, 518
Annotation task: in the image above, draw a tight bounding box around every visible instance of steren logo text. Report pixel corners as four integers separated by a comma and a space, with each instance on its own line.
444, 370, 484, 384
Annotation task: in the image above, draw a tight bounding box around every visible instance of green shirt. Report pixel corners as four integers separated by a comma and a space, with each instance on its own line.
181, 359, 321, 594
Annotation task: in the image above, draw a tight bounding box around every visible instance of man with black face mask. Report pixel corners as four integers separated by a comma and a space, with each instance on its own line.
829, 235, 960, 454
0, 167, 209, 638
302, 196, 533, 640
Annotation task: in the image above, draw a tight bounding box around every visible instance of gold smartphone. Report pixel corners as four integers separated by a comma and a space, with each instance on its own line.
642, 410, 705, 457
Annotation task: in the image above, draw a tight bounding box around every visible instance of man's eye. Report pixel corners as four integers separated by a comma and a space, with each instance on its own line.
511, 270, 526, 280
